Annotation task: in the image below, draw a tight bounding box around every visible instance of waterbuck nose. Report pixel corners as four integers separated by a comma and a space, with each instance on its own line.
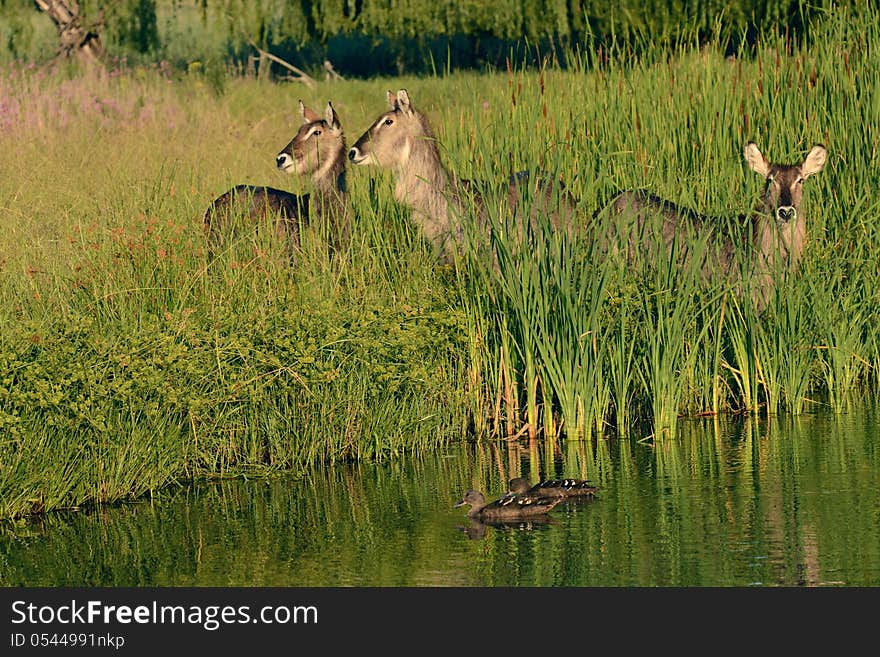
777, 206, 796, 222
276, 153, 291, 169
348, 147, 359, 162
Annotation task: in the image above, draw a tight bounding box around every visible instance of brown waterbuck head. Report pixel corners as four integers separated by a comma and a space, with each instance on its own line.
744, 142, 827, 224
275, 100, 345, 181
348, 89, 434, 169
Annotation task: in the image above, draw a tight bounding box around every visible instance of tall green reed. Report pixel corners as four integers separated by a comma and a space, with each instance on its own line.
456, 5, 880, 442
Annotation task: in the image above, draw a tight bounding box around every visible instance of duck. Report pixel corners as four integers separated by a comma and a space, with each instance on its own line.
454, 489, 562, 520
508, 477, 598, 499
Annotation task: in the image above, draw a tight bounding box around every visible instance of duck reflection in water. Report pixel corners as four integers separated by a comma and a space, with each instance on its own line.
458, 514, 557, 540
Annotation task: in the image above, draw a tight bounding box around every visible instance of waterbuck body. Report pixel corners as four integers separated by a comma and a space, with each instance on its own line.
203, 100, 348, 254
601, 142, 827, 308
348, 89, 578, 265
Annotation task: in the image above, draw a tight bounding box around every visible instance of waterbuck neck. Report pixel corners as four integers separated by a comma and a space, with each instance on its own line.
311, 146, 347, 196
307, 145, 348, 224
751, 203, 806, 274
392, 126, 463, 253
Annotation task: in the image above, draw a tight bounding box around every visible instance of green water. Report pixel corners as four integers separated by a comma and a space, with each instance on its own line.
2, 407, 879, 586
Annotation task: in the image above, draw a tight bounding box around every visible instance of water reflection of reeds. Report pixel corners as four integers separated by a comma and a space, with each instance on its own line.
1, 409, 878, 586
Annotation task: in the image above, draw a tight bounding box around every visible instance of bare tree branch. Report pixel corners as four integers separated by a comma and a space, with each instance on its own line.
241, 34, 316, 88
34, 0, 104, 64
323, 60, 344, 81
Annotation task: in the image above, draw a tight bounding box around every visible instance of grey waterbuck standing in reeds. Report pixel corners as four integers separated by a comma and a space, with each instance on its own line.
601, 142, 827, 308
203, 100, 349, 254
347, 89, 579, 264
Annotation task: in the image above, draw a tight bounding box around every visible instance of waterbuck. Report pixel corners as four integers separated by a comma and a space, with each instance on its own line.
601, 142, 827, 308
203, 100, 348, 254
348, 89, 579, 265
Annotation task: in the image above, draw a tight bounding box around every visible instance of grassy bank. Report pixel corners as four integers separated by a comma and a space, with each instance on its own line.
2, 4, 880, 520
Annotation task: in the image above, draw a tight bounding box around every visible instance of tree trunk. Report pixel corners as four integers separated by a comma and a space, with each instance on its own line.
34, 0, 104, 64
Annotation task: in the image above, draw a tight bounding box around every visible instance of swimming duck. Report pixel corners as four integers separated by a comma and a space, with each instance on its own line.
508, 477, 598, 499
454, 489, 562, 520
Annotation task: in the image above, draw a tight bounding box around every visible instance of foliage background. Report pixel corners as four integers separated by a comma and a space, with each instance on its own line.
1, 0, 833, 75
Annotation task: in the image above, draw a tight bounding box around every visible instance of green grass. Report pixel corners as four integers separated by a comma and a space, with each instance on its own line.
2, 4, 880, 520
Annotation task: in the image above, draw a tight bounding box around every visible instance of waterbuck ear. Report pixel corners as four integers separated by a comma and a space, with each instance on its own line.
744, 142, 771, 178
324, 101, 341, 132
300, 100, 321, 124
386, 90, 397, 110
801, 144, 827, 178
396, 89, 414, 116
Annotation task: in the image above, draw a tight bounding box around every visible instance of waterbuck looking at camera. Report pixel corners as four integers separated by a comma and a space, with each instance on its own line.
600, 142, 827, 309
203, 100, 348, 256
348, 89, 579, 265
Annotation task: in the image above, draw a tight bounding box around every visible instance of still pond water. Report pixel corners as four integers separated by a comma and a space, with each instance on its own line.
2, 408, 879, 586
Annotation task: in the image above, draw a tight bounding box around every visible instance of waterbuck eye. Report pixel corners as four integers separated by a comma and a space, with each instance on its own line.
384, 118, 394, 126
313, 129, 322, 137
